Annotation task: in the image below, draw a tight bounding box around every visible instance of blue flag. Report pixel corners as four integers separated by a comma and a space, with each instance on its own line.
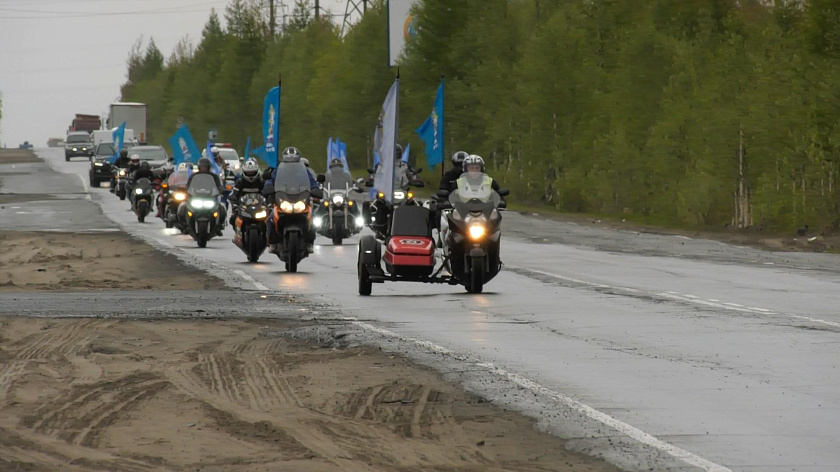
327, 137, 350, 171
169, 124, 202, 167
373, 79, 399, 203
263, 86, 280, 168
338, 139, 349, 171
109, 121, 126, 164
415, 78, 444, 169
243, 137, 251, 162
401, 142, 410, 163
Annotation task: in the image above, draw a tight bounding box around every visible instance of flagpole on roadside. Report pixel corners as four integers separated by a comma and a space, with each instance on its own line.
394, 68, 400, 190
440, 73, 445, 180
282, 73, 283, 156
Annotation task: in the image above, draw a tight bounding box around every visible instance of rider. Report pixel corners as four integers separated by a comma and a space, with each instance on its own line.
301, 157, 318, 181
229, 159, 264, 225
109, 149, 130, 193
439, 151, 469, 193
183, 157, 227, 236
130, 161, 155, 182
263, 147, 319, 253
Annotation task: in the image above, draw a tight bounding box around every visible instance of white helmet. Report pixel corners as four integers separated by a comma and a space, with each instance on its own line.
463, 154, 485, 173
177, 162, 189, 172
282, 146, 301, 162
300, 157, 310, 168
242, 159, 260, 183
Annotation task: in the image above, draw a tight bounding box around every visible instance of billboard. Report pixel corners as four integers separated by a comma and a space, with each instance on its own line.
387, 0, 419, 67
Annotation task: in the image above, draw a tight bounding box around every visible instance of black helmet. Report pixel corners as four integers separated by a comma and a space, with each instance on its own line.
139, 161, 151, 171
119, 149, 128, 159
328, 158, 343, 170
452, 151, 468, 168
197, 157, 212, 173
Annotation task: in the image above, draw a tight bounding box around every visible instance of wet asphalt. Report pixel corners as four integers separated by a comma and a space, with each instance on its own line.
3, 148, 840, 471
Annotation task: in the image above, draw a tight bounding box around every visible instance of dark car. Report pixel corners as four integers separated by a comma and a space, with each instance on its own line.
64, 131, 94, 161
89, 142, 116, 187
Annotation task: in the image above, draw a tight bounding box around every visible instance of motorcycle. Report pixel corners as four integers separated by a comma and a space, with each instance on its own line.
267, 161, 322, 272
232, 193, 269, 262
113, 167, 128, 200
314, 173, 366, 245
181, 174, 223, 248
130, 177, 156, 223
162, 170, 191, 231
438, 173, 509, 293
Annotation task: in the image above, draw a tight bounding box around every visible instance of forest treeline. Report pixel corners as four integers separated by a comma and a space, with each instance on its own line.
120, 0, 840, 232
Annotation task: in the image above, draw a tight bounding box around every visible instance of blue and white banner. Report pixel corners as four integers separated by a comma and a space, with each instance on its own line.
262, 86, 280, 168
109, 121, 126, 164
415, 78, 444, 169
373, 79, 399, 203
327, 137, 350, 171
168, 124, 201, 167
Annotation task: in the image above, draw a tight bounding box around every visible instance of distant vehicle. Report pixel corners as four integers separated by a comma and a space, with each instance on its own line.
69, 114, 101, 133
47, 138, 63, 148
127, 145, 170, 168
89, 142, 116, 187
18, 141, 34, 150
202, 143, 242, 174
64, 131, 93, 161
92, 128, 135, 148
108, 103, 147, 144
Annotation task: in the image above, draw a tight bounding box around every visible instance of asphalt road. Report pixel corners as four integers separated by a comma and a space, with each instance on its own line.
24, 149, 840, 471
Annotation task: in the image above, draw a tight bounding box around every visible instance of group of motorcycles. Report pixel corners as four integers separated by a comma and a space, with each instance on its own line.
107, 154, 510, 292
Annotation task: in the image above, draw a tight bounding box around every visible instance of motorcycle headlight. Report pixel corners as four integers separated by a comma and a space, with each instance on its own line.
190, 198, 214, 209
393, 191, 405, 200
279, 201, 294, 213
94, 162, 103, 166
468, 224, 486, 240
293, 200, 306, 213
331, 194, 345, 205
313, 216, 323, 227
173, 192, 187, 202
118, 170, 127, 177
134, 188, 143, 195
254, 210, 267, 219
355, 216, 365, 227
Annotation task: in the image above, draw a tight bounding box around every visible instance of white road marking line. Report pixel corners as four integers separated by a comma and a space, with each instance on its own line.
345, 318, 731, 472
511, 266, 840, 329
233, 269, 269, 291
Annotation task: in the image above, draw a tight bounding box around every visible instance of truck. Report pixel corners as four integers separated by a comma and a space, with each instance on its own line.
69, 114, 101, 133
108, 102, 147, 144
92, 128, 135, 148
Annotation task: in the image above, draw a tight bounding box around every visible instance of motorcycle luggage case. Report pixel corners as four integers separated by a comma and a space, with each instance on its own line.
384, 206, 434, 276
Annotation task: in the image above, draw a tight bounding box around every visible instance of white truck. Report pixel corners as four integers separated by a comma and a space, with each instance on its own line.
108, 102, 147, 144
92, 129, 135, 148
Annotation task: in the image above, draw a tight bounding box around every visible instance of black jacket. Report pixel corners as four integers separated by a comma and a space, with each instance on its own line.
230, 176, 264, 205
130, 168, 155, 182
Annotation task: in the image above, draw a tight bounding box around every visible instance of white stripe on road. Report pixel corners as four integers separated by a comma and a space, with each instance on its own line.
511, 266, 840, 329
233, 269, 269, 291
347, 318, 731, 472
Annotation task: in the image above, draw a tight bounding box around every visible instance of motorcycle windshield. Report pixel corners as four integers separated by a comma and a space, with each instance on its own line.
240, 193, 264, 207
136, 178, 153, 191
187, 174, 220, 198
167, 171, 189, 188
273, 162, 311, 203
450, 173, 499, 207
326, 170, 354, 190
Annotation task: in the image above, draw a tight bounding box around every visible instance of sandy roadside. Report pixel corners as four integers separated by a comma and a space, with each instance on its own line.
0, 225, 615, 470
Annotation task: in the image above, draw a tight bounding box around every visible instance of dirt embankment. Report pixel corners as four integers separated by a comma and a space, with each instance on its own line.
0, 149, 41, 164
0, 318, 616, 472
0, 231, 226, 292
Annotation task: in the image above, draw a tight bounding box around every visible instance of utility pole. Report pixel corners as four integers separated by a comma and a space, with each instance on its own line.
269, 0, 276, 38
315, 0, 319, 20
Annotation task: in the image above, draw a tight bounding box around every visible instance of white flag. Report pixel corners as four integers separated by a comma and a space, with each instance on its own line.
373, 79, 399, 203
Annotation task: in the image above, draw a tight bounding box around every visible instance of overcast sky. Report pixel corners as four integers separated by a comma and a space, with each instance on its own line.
0, 0, 349, 147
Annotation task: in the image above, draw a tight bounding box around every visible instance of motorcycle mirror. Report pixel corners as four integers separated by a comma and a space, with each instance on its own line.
367, 167, 375, 174
364, 180, 373, 188
311, 188, 324, 200
436, 189, 449, 198
316, 174, 326, 183
498, 188, 510, 197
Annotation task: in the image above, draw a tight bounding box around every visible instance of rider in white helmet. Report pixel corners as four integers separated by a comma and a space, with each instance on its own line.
229, 159, 264, 225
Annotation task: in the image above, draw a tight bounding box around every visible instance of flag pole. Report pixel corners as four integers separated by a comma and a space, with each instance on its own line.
394, 68, 400, 192
440, 73, 445, 180
282, 73, 283, 163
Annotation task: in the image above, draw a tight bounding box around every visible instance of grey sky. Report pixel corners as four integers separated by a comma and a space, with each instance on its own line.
0, 0, 349, 147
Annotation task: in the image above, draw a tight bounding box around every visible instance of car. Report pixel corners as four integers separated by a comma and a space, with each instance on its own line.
202, 144, 242, 175
127, 145, 171, 168
64, 131, 94, 161
89, 142, 116, 187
